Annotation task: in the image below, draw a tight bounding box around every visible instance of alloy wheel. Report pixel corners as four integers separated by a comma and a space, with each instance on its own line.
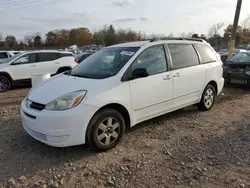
0, 77, 10, 92
96, 117, 121, 146
204, 88, 214, 109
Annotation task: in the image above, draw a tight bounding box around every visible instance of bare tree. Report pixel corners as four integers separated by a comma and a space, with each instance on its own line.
24, 35, 35, 47
241, 15, 250, 29
180, 32, 186, 37
0, 33, 3, 41
179, 32, 193, 38
241, 15, 250, 45
208, 22, 224, 37
186, 32, 194, 38
167, 33, 174, 38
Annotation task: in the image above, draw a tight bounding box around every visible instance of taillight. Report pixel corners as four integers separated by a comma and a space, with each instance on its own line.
74, 58, 79, 64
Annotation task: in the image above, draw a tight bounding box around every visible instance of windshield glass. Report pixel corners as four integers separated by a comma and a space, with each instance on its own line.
230, 52, 250, 63
70, 47, 139, 79
0, 52, 25, 64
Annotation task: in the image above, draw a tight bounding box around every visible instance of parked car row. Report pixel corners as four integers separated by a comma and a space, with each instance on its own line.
20, 38, 224, 151
0, 50, 77, 92
67, 44, 103, 56
74, 52, 92, 63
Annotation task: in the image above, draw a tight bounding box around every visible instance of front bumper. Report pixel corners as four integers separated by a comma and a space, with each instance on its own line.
20, 98, 98, 147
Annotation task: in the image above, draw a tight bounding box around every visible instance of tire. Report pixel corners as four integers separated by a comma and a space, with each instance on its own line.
198, 84, 216, 111
0, 76, 11, 92
86, 108, 125, 151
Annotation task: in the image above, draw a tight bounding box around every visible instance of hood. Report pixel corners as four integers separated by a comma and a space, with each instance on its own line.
28, 74, 104, 104
0, 62, 9, 69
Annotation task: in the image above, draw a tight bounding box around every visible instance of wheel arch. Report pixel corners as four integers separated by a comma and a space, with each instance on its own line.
0, 71, 13, 82
199, 80, 218, 103
207, 80, 218, 94
90, 103, 131, 131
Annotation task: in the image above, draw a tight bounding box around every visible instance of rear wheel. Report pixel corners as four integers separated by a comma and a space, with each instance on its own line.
0, 76, 11, 92
86, 109, 125, 151
198, 84, 216, 111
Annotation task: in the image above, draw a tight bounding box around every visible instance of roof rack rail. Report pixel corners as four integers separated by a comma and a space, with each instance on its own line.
149, 37, 206, 43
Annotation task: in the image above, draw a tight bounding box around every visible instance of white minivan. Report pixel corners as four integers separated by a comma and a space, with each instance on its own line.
21, 39, 224, 151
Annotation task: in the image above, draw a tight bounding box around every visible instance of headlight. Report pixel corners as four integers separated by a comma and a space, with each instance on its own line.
45, 90, 87, 111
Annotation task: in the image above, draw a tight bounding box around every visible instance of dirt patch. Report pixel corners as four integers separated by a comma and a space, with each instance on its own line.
0, 85, 250, 188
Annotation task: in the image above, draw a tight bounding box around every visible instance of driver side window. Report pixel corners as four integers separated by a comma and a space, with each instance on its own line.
132, 45, 168, 75
14, 54, 36, 65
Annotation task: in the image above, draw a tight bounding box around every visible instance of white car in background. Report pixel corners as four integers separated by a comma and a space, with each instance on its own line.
21, 39, 224, 151
0, 51, 23, 59
0, 50, 77, 91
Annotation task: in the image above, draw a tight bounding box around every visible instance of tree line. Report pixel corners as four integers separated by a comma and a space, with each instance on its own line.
0, 25, 147, 50
1, 15, 250, 50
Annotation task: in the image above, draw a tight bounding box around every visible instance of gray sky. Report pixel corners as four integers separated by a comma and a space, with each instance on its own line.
1, 0, 250, 39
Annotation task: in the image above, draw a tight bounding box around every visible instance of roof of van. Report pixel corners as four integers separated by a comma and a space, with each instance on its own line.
107, 38, 208, 48
24, 50, 73, 54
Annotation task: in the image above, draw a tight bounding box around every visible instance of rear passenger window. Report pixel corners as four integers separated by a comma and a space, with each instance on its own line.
168, 44, 199, 69
38, 53, 59, 62
14, 53, 37, 64
195, 44, 217, 63
0, 52, 8, 59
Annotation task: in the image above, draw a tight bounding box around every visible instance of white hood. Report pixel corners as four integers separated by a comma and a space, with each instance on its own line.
0, 62, 10, 70
28, 74, 104, 104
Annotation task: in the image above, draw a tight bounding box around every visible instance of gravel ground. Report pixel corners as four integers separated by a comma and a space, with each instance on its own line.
0, 85, 250, 188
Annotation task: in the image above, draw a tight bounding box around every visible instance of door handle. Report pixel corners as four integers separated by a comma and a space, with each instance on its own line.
30, 64, 36, 67
55, 62, 60, 65
173, 73, 180, 77
163, 75, 171, 80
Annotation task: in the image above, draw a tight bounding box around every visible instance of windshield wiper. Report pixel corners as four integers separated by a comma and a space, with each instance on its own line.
70, 73, 92, 78
64, 70, 72, 75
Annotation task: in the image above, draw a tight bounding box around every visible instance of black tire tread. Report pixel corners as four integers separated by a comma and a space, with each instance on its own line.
86, 108, 125, 151
198, 84, 216, 111
0, 75, 11, 92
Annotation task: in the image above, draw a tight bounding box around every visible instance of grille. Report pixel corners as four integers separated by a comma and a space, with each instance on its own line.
24, 112, 36, 119
30, 101, 46, 111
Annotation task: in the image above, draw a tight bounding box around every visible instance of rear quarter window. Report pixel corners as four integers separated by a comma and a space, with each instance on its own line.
38, 53, 60, 62
195, 44, 217, 63
0, 52, 8, 59
168, 44, 199, 69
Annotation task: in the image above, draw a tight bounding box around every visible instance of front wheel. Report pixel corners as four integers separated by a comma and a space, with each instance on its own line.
198, 85, 216, 111
86, 109, 125, 151
0, 76, 11, 92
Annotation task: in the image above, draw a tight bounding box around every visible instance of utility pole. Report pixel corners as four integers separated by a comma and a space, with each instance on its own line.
228, 0, 242, 59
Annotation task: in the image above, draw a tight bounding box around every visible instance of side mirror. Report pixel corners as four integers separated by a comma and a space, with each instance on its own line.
132, 68, 149, 79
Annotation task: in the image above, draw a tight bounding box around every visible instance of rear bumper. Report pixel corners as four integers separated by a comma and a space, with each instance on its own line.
217, 77, 224, 95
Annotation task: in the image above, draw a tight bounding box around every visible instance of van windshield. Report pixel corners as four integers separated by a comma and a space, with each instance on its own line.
69, 47, 139, 79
